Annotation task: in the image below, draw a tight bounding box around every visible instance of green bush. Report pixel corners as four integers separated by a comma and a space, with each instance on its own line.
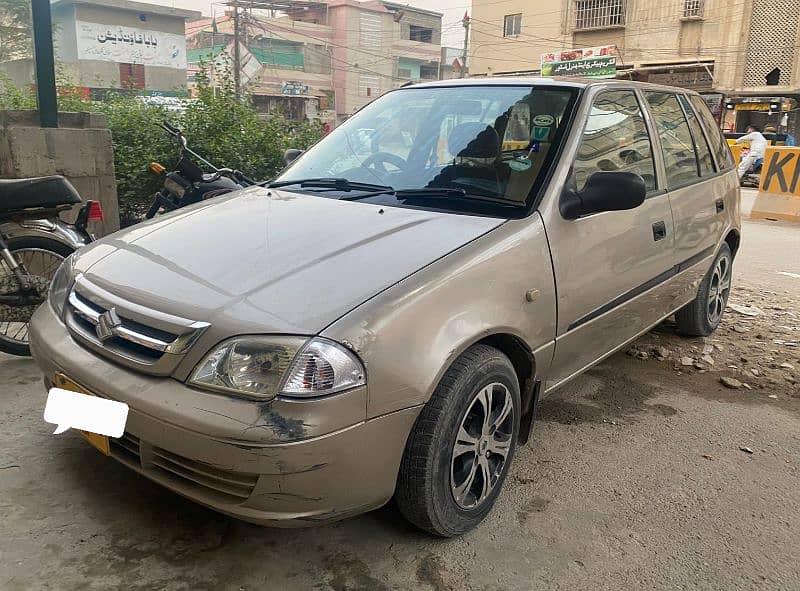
0, 60, 323, 222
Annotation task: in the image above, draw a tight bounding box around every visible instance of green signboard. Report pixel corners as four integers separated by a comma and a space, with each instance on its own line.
541, 56, 617, 79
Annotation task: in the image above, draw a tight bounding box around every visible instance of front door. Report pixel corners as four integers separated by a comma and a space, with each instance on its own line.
541, 88, 676, 389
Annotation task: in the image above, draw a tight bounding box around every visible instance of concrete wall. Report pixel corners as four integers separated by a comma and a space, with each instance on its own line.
0, 59, 35, 87
0, 111, 119, 237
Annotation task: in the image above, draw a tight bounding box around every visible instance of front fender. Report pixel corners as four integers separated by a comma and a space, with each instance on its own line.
322, 213, 557, 419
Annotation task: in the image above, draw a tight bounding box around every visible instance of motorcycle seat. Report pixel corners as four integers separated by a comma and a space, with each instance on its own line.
0, 176, 82, 211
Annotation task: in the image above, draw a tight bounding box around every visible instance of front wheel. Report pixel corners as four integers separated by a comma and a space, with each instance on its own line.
0, 236, 74, 356
676, 243, 733, 337
395, 344, 521, 537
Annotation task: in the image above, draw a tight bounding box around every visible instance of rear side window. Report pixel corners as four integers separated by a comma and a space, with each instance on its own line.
573, 89, 657, 192
644, 91, 699, 189
690, 95, 735, 170
678, 94, 715, 176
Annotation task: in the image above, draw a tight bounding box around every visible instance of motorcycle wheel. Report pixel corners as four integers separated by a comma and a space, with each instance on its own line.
0, 236, 74, 356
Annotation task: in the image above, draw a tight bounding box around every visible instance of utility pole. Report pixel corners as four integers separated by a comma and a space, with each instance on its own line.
30, 0, 58, 127
460, 12, 470, 79
233, 2, 241, 97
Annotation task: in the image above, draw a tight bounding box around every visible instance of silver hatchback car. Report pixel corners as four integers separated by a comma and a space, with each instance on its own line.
30, 78, 740, 536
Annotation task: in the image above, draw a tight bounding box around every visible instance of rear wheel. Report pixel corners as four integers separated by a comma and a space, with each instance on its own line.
0, 236, 73, 356
395, 344, 520, 537
676, 243, 732, 337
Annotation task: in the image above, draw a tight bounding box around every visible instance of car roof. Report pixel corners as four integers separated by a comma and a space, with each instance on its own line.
409, 76, 703, 96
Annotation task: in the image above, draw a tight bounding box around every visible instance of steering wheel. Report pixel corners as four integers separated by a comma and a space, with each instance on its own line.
362, 152, 408, 173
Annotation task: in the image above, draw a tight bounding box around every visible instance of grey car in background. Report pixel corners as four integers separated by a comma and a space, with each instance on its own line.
30, 78, 740, 537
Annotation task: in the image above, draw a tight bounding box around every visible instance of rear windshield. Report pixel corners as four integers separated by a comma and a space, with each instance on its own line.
275, 85, 578, 215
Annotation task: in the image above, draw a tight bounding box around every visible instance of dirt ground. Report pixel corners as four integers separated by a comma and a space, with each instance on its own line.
1, 212, 799, 591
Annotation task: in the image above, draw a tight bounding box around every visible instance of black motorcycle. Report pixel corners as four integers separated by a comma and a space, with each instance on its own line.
0, 176, 101, 355
740, 157, 763, 189
145, 122, 257, 219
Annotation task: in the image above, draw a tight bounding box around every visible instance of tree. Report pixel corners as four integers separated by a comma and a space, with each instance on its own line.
0, 0, 32, 61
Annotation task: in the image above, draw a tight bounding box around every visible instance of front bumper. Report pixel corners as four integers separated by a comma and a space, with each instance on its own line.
30, 303, 420, 526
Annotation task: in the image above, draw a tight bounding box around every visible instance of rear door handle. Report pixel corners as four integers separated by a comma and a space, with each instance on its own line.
652, 221, 667, 241
715, 198, 725, 214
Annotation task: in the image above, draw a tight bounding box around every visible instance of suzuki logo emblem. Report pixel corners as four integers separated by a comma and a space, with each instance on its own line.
95, 308, 122, 342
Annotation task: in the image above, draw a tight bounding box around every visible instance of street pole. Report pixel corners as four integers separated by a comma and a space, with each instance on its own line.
460, 12, 470, 78
30, 0, 58, 127
233, 3, 241, 98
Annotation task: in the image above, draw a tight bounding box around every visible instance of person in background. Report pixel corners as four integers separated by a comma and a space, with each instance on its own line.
735, 125, 767, 178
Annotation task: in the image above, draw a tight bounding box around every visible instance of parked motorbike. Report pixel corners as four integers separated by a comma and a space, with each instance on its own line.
740, 157, 763, 189
145, 122, 257, 219
0, 176, 102, 355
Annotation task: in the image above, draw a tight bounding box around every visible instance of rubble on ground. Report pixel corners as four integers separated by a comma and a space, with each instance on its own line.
625, 284, 799, 398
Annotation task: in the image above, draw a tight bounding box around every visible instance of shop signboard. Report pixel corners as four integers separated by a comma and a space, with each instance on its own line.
540, 46, 618, 78
74, 21, 187, 69
282, 81, 310, 96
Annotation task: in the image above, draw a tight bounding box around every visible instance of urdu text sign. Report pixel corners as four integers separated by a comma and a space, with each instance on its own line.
541, 56, 617, 79
74, 21, 187, 69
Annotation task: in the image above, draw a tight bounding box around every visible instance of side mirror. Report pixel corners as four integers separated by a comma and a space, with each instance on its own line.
283, 149, 304, 166
560, 171, 647, 220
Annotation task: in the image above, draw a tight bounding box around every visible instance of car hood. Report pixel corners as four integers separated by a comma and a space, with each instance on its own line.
76, 187, 504, 334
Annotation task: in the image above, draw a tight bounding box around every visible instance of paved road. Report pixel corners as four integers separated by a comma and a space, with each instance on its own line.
1, 214, 798, 591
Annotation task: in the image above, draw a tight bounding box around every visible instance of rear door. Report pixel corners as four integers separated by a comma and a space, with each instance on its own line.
543, 87, 676, 388
642, 91, 733, 302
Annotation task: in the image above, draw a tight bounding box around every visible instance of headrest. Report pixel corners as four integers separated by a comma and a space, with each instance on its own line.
448, 123, 500, 159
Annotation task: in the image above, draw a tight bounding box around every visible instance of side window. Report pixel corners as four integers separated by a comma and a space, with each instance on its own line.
573, 89, 657, 192
678, 94, 715, 176
690, 95, 735, 170
644, 91, 700, 188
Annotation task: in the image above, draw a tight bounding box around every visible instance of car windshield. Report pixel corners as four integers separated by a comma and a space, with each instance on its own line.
274, 85, 578, 215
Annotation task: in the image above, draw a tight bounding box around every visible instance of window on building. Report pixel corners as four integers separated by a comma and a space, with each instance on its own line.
409, 25, 433, 43
119, 63, 145, 90
503, 14, 522, 37
678, 94, 715, 176
683, 0, 704, 17
573, 89, 656, 192
359, 74, 380, 97
645, 91, 701, 188
360, 13, 382, 47
574, 0, 625, 30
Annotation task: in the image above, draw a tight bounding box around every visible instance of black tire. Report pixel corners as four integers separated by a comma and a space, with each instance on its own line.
676, 243, 733, 337
395, 344, 521, 537
0, 236, 75, 356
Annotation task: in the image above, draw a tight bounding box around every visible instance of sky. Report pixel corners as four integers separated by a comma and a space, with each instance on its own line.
154, 0, 469, 49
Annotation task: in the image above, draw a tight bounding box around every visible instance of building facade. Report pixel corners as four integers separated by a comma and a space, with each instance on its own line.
0, 0, 199, 97
186, 0, 442, 125
469, 0, 800, 135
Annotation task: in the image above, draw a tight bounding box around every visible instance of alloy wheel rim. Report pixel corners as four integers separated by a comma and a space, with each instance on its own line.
0, 247, 64, 346
707, 254, 731, 326
450, 382, 515, 510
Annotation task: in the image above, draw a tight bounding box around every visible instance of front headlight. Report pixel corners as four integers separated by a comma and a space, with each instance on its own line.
188, 336, 366, 400
48, 254, 74, 320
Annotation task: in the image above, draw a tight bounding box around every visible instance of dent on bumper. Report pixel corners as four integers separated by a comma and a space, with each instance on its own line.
30, 303, 422, 525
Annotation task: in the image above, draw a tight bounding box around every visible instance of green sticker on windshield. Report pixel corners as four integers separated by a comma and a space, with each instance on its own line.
509, 157, 532, 172
533, 126, 550, 141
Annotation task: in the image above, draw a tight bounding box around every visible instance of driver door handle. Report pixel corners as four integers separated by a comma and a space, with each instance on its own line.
652, 221, 667, 242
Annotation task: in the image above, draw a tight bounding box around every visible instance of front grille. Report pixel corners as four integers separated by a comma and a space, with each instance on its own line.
110, 432, 141, 464
65, 274, 209, 374
150, 446, 258, 501
109, 431, 258, 504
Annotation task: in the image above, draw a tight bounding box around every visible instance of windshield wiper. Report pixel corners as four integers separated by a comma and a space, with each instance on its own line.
267, 178, 393, 192
339, 187, 466, 201
340, 187, 525, 207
